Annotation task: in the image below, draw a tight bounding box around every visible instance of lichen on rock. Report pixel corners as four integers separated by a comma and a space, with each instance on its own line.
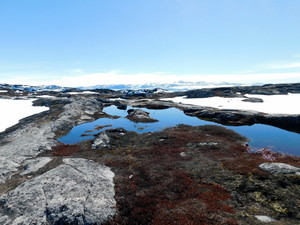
0, 158, 116, 225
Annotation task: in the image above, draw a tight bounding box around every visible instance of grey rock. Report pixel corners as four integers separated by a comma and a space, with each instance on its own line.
92, 132, 110, 149
0, 158, 116, 225
131, 100, 173, 109
259, 163, 300, 175
20, 157, 52, 176
126, 109, 158, 123
184, 107, 300, 134
0, 157, 19, 184
242, 97, 263, 103
117, 104, 127, 110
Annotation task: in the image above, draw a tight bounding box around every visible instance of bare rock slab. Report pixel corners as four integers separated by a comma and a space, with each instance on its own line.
20, 157, 53, 176
0, 158, 116, 225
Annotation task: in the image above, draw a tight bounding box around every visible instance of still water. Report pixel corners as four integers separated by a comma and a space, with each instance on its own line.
58, 105, 300, 156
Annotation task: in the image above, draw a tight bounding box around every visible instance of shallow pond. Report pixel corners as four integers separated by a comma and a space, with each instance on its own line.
58, 105, 300, 156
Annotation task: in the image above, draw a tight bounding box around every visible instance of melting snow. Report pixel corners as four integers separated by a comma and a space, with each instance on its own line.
0, 99, 49, 132
163, 93, 300, 114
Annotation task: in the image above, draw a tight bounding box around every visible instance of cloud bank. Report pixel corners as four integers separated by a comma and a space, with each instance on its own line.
1, 71, 299, 87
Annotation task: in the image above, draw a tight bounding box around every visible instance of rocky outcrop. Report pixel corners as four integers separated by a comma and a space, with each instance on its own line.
0, 158, 116, 225
186, 87, 241, 98
92, 132, 110, 149
131, 99, 174, 109
184, 107, 261, 126
126, 109, 158, 123
117, 104, 127, 110
259, 114, 300, 134
185, 82, 300, 98
259, 163, 300, 175
184, 107, 300, 133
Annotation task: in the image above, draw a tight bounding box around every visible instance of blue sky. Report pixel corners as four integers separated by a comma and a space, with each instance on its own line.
0, 0, 300, 86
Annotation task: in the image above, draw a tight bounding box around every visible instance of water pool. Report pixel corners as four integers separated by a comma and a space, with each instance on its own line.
58, 105, 300, 156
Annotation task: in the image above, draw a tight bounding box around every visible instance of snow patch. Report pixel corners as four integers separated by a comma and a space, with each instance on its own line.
36, 95, 57, 99
0, 99, 49, 132
67, 91, 98, 95
163, 93, 300, 114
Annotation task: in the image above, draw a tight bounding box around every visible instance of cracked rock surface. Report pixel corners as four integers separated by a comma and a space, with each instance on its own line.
0, 158, 116, 225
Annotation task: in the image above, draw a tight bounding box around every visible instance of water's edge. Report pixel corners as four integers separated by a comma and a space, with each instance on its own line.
58, 105, 300, 156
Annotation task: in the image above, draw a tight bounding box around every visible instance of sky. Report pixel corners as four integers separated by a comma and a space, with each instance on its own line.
0, 0, 300, 87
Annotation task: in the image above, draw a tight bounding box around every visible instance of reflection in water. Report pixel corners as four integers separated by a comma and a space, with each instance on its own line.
58, 105, 300, 156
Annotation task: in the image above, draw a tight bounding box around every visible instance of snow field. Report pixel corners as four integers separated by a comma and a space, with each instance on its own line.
0, 99, 49, 132
162, 93, 300, 114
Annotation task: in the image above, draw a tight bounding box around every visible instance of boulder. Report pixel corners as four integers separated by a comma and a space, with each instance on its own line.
126, 109, 158, 123
92, 132, 110, 149
117, 104, 127, 110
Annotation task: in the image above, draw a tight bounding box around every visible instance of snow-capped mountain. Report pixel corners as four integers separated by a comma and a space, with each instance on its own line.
80, 81, 243, 91
0, 84, 71, 92
0, 81, 244, 93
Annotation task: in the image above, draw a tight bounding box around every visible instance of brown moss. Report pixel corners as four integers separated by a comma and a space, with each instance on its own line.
101, 125, 300, 224
51, 144, 83, 156
105, 127, 240, 225
222, 146, 300, 175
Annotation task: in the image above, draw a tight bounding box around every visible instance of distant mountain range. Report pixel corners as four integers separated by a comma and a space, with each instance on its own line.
0, 84, 68, 92
79, 81, 244, 91
0, 81, 247, 92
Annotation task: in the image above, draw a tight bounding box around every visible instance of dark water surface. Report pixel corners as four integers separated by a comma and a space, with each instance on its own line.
58, 105, 300, 156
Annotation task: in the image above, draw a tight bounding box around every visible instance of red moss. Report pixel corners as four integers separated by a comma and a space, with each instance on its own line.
222, 146, 300, 175
108, 144, 238, 225
52, 144, 83, 156
105, 126, 248, 224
